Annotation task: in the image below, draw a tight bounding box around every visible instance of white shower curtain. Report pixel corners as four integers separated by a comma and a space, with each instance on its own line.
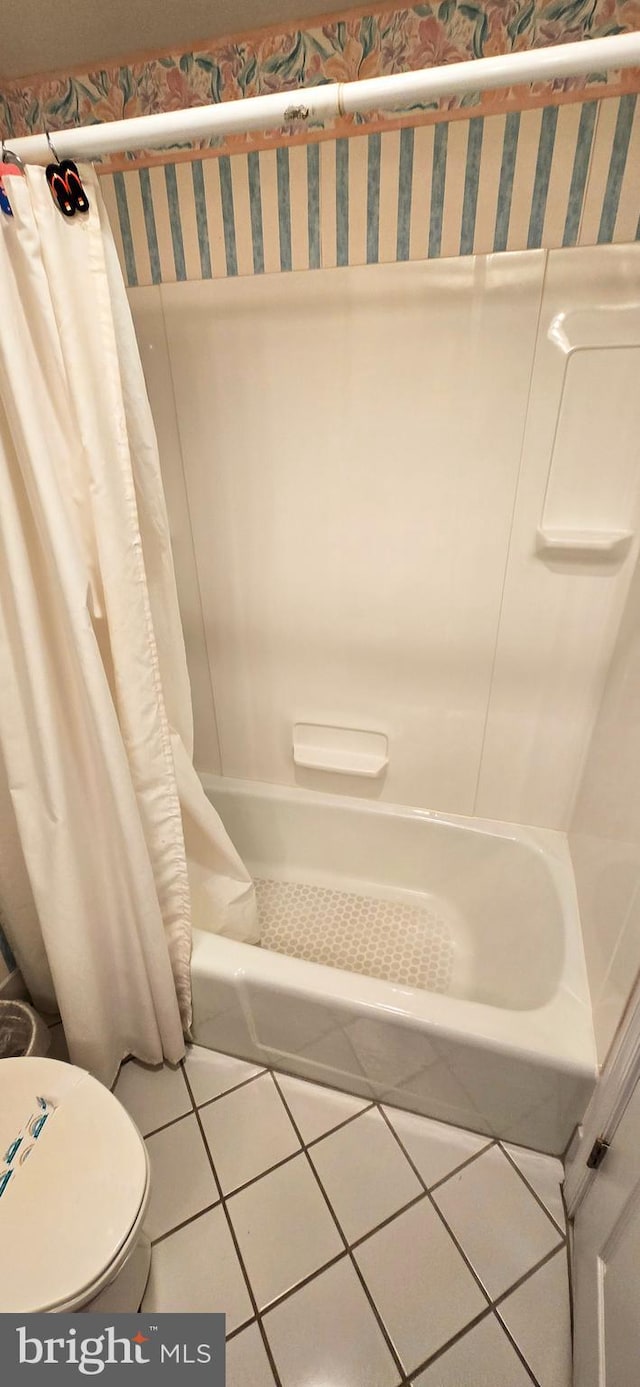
0, 165, 258, 1085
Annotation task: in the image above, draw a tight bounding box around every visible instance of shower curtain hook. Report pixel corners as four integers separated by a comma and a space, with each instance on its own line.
46, 131, 62, 163
1, 140, 25, 171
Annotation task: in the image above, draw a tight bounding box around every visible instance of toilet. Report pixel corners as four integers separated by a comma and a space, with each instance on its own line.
0, 1057, 151, 1313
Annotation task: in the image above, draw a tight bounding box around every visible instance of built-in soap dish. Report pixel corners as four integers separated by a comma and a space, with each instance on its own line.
535, 527, 633, 562
292, 724, 388, 778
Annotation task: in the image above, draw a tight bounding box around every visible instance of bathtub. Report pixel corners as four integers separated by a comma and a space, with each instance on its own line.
191, 776, 597, 1155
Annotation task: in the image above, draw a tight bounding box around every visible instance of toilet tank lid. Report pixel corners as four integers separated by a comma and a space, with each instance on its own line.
0, 1057, 148, 1312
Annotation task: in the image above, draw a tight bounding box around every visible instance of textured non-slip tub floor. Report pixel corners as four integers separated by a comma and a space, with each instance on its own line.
255, 877, 456, 993
47, 1021, 572, 1384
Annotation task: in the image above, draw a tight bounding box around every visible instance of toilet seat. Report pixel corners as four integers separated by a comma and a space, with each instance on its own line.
0, 1057, 150, 1313
54, 1159, 151, 1313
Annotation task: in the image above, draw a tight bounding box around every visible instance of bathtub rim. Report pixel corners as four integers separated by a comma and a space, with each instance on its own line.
191, 927, 596, 1080
199, 774, 597, 1078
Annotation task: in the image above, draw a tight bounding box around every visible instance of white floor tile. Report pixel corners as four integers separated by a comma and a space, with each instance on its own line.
354, 1196, 486, 1372
226, 1325, 276, 1387
263, 1256, 400, 1387
142, 1206, 252, 1328
113, 1060, 190, 1137
227, 1152, 343, 1309
382, 1105, 490, 1188
145, 1114, 219, 1240
276, 1072, 370, 1143
498, 1249, 572, 1387
309, 1108, 422, 1242
503, 1142, 566, 1229
433, 1146, 562, 1299
412, 1313, 534, 1386
200, 1073, 300, 1194
184, 1045, 264, 1107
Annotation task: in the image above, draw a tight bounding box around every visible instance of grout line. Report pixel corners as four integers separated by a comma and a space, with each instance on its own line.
181, 1060, 285, 1387
150, 1199, 221, 1247
492, 1241, 566, 1310
565, 1225, 575, 1343
259, 1249, 349, 1318
271, 1072, 408, 1384
404, 1241, 565, 1385
377, 1104, 493, 1308
224, 1315, 257, 1343
494, 1314, 542, 1387
185, 1049, 508, 1179
427, 1139, 498, 1192
146, 1054, 570, 1387
412, 1187, 493, 1307
349, 1191, 430, 1252
143, 1108, 194, 1141
498, 1142, 567, 1237
193, 1062, 376, 1149
224, 1311, 257, 1343
224, 1147, 303, 1199
405, 1305, 495, 1377
191, 1067, 268, 1111
297, 1102, 377, 1150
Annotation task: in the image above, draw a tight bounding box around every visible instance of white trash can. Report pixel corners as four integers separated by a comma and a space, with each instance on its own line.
0, 1001, 50, 1059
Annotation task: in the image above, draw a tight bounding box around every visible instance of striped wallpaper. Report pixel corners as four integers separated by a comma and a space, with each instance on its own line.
102, 93, 640, 287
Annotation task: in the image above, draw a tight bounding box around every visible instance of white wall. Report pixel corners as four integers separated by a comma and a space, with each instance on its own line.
570, 551, 640, 1064
130, 242, 640, 831
475, 245, 640, 826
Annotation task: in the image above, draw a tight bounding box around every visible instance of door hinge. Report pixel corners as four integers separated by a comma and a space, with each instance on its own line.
586, 1136, 610, 1170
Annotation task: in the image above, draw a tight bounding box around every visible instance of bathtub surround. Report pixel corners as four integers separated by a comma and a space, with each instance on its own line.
570, 552, 640, 1065
189, 778, 595, 1155
130, 242, 640, 832
122, 157, 639, 1148
0, 168, 256, 1083
101, 92, 640, 287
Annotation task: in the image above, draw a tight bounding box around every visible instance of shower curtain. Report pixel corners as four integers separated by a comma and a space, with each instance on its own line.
0, 165, 258, 1085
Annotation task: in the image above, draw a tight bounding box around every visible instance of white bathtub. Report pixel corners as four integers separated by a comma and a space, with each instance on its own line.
191, 777, 597, 1154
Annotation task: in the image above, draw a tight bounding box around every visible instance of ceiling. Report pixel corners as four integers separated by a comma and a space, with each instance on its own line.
0, 0, 343, 81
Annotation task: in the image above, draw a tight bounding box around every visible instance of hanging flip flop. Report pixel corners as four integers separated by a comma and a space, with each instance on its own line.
0, 178, 12, 217
45, 134, 75, 217
46, 162, 75, 216
59, 160, 90, 214
0, 141, 21, 215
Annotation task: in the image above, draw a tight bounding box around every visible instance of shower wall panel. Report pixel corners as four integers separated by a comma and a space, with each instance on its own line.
130, 241, 640, 830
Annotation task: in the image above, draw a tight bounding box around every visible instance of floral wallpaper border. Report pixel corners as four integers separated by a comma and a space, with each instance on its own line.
1, 0, 639, 170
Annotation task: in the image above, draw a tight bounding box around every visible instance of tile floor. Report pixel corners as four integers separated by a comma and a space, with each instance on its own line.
106, 1042, 572, 1387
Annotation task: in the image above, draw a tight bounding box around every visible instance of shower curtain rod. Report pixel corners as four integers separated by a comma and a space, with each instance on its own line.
6, 31, 640, 164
